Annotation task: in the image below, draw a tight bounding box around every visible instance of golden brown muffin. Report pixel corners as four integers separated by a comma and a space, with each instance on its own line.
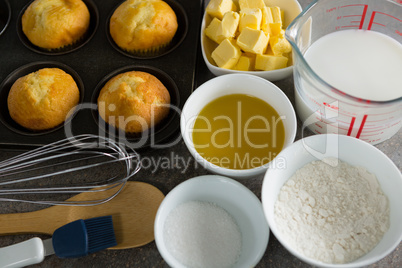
22, 0, 90, 50
7, 68, 80, 131
109, 0, 178, 54
97, 71, 171, 133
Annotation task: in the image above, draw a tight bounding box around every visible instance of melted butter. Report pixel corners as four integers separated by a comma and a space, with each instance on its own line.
192, 94, 285, 170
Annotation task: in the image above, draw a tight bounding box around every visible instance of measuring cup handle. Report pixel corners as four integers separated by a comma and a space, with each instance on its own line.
301, 114, 340, 160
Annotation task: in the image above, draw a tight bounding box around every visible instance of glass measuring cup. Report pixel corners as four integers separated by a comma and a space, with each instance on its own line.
286, 0, 402, 145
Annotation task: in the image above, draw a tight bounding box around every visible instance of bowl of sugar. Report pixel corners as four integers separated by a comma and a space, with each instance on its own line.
154, 175, 269, 268
180, 73, 297, 179
261, 134, 402, 267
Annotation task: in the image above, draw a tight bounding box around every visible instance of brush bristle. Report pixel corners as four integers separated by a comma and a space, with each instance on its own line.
53, 216, 117, 258
84, 216, 117, 253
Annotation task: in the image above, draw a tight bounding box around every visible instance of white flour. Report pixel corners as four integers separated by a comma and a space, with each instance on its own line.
274, 158, 390, 264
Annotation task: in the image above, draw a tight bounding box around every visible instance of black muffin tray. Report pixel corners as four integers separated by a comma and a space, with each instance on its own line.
0, 0, 203, 150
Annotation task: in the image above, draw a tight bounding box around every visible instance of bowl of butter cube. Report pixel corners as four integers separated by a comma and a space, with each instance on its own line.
201, 0, 302, 81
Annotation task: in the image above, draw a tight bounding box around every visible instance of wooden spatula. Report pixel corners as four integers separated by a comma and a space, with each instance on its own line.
0, 181, 164, 249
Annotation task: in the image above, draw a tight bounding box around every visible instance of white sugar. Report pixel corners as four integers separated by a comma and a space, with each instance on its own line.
163, 200, 242, 268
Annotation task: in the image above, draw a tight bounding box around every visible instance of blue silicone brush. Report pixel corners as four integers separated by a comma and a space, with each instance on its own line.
0, 216, 117, 267
52, 215, 117, 258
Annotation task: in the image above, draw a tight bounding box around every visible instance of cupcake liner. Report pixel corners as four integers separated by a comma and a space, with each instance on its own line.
123, 40, 173, 58
44, 33, 89, 53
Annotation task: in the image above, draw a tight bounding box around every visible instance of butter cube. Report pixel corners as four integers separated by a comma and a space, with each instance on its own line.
269, 23, 282, 36
206, 0, 237, 20
205, 12, 240, 44
255, 54, 288, 71
205, 17, 224, 44
212, 39, 242, 69
221, 11, 240, 39
261, 6, 282, 35
270, 35, 292, 55
269, 7, 282, 36
270, 6, 282, 24
284, 52, 293, 66
239, 8, 262, 31
278, 29, 286, 38
243, 52, 257, 68
261, 6, 273, 34
234, 53, 255, 71
237, 27, 270, 54
239, 0, 265, 10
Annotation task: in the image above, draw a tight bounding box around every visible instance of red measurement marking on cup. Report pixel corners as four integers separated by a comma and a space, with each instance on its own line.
360, 129, 386, 135
361, 125, 389, 130
367, 117, 395, 123
315, 123, 323, 129
360, 128, 387, 134
356, 115, 368, 138
368, 110, 399, 116
346, 115, 370, 137
368, 11, 402, 30
337, 119, 351, 125
355, 98, 371, 104
347, 117, 356, 136
339, 4, 368, 29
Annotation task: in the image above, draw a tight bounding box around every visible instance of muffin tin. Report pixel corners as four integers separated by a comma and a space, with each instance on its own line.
0, 0, 10, 36
0, 0, 203, 150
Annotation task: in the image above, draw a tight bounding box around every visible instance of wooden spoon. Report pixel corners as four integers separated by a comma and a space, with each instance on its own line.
0, 181, 164, 249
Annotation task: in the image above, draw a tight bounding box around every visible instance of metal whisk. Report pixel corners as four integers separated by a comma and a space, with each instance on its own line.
0, 134, 141, 206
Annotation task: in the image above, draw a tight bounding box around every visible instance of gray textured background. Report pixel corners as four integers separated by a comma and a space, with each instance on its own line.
0, 0, 400, 267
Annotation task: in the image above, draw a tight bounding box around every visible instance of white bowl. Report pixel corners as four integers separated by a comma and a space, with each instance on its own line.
201, 0, 302, 81
180, 73, 297, 178
261, 134, 402, 267
154, 175, 269, 268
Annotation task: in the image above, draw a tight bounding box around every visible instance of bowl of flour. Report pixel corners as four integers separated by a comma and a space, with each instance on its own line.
261, 134, 402, 267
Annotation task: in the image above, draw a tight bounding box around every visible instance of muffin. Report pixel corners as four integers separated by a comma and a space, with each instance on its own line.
109, 0, 178, 54
97, 71, 171, 133
21, 0, 90, 50
7, 68, 80, 131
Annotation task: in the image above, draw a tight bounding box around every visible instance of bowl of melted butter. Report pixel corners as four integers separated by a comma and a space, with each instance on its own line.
180, 73, 296, 178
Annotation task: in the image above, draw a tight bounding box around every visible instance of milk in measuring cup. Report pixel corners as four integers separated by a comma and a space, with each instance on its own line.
305, 29, 402, 102
295, 29, 402, 144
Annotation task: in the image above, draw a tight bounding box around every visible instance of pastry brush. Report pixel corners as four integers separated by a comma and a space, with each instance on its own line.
0, 216, 117, 268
